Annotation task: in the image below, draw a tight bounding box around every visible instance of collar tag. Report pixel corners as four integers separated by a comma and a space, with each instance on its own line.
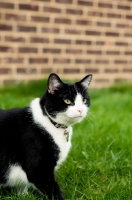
64, 129, 69, 142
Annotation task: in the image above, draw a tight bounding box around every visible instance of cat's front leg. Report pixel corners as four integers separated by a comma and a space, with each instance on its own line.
53, 180, 65, 200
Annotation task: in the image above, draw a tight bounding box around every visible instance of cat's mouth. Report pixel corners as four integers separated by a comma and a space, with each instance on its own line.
68, 115, 84, 120
69, 113, 85, 118
72, 115, 82, 118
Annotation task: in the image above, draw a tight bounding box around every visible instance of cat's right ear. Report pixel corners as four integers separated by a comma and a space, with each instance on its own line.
47, 73, 63, 94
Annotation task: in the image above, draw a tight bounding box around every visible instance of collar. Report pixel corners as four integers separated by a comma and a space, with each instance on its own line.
44, 107, 68, 129
48, 117, 68, 129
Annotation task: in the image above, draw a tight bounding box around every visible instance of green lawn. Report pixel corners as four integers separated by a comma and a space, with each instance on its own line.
0, 80, 132, 200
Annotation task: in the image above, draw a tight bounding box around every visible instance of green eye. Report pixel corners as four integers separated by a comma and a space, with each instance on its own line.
64, 99, 71, 104
83, 98, 87, 104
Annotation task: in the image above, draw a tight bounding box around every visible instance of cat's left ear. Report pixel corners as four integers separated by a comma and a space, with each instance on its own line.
47, 73, 63, 94
78, 74, 92, 89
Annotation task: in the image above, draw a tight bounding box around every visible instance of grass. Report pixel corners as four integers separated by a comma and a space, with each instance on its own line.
0, 80, 132, 200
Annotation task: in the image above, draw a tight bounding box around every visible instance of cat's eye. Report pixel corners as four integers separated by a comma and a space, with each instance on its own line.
64, 99, 71, 104
83, 98, 87, 104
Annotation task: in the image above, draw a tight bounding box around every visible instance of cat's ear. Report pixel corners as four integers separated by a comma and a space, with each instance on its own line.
78, 74, 92, 89
47, 73, 63, 94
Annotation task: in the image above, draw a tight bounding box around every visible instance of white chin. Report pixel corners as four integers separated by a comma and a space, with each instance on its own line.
68, 116, 84, 125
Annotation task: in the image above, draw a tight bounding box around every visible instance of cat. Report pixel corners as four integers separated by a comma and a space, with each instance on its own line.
0, 73, 92, 200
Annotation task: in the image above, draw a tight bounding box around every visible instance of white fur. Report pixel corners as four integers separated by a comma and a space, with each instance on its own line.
7, 164, 28, 186
5, 164, 29, 194
30, 98, 72, 168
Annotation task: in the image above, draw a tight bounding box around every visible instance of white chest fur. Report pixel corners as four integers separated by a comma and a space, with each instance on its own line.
30, 98, 72, 168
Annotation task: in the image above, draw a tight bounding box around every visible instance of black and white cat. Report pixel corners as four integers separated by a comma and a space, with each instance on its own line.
0, 73, 92, 200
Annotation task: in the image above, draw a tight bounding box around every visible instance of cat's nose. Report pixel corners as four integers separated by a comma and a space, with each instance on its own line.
77, 109, 83, 114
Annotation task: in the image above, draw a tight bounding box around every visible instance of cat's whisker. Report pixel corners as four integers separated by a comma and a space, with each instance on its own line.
84, 112, 97, 126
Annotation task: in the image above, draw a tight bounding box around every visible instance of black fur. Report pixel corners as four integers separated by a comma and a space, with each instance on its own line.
0, 73, 92, 200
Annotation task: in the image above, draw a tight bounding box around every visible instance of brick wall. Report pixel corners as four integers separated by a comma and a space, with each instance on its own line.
0, 0, 132, 88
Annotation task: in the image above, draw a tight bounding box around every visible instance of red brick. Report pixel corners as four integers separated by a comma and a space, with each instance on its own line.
0, 46, 13, 52
29, 58, 48, 63
76, 20, 92, 25
19, 4, 38, 11
44, 6, 61, 13
107, 13, 121, 18
54, 39, 71, 44
107, 51, 120, 55
87, 50, 102, 54
95, 79, 109, 83
66, 49, 82, 54
5, 14, 26, 21
63, 68, 80, 73
88, 11, 102, 17
126, 15, 132, 19
4, 57, 25, 63
42, 27, 59, 33
118, 5, 130, 10
116, 23, 129, 28
0, 68, 11, 74
0, 24, 12, 31
78, 1, 93, 6
34, 0, 50, 1
17, 25, 36, 32
76, 40, 91, 45
105, 69, 118, 73
17, 68, 36, 74
124, 33, 132, 37
53, 58, 70, 63
115, 42, 128, 46
30, 37, 49, 43
19, 47, 38, 53
66, 9, 82, 15
86, 31, 100, 35
97, 22, 111, 27
115, 60, 127, 64
65, 29, 81, 34
41, 68, 52, 73
123, 68, 132, 72
115, 79, 127, 83
85, 68, 99, 73
98, 3, 112, 8
43, 48, 61, 53
55, 18, 71, 24
31, 16, 49, 22
125, 51, 132, 55
96, 60, 109, 64
56, 0, 72, 3
96, 41, 104, 45
106, 32, 119, 37
75, 59, 91, 64
36, 0, 50, 1
5, 36, 25, 42
0, 2, 14, 9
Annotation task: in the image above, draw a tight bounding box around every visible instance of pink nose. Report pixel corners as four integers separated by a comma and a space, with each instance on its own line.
77, 109, 83, 114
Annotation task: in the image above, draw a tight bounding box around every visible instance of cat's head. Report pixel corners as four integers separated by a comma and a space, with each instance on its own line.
40, 73, 92, 127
